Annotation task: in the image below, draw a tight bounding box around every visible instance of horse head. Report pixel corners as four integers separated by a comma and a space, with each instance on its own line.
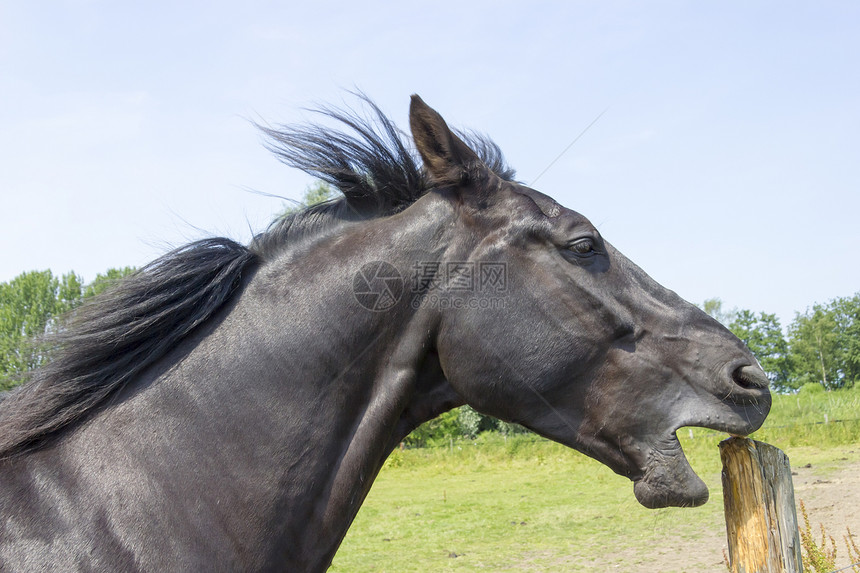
409, 95, 771, 508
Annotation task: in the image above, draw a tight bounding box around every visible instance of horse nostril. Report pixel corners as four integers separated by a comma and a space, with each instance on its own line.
731, 364, 769, 390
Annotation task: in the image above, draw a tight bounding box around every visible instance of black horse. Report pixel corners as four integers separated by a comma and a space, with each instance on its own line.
0, 95, 770, 571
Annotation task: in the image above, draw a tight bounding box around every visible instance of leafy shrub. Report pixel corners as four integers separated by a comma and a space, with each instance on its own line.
799, 382, 826, 394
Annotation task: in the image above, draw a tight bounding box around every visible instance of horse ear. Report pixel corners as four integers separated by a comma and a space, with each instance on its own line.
409, 95, 485, 185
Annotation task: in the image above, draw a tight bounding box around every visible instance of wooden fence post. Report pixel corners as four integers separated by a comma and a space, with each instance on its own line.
720, 437, 803, 573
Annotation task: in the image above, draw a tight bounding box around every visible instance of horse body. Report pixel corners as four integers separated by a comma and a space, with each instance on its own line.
0, 191, 465, 570
0, 95, 770, 571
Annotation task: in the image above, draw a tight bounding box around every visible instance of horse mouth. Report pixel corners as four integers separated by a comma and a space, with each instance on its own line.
629, 388, 771, 509
631, 433, 709, 509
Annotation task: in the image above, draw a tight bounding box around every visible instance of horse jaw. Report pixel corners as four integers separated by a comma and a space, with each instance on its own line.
632, 433, 709, 509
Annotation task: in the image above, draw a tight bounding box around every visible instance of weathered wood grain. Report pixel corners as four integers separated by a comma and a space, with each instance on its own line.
720, 437, 803, 573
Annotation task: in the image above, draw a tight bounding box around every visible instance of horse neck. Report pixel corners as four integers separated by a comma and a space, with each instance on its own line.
211, 195, 462, 567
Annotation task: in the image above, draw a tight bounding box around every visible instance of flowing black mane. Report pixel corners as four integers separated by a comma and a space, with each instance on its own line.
0, 95, 515, 459
252, 94, 515, 258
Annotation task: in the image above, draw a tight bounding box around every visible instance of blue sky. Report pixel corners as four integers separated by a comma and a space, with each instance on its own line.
1, 1, 857, 326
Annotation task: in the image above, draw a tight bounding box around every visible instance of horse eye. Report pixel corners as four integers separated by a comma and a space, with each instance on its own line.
569, 238, 595, 255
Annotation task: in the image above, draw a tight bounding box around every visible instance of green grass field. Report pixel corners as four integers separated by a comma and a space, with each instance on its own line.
331, 387, 860, 572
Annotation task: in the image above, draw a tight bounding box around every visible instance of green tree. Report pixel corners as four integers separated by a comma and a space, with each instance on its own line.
787, 294, 860, 390
0, 267, 137, 391
701, 297, 736, 326
402, 409, 461, 447
84, 267, 137, 298
728, 310, 792, 391
830, 293, 860, 388
0, 270, 84, 389
788, 304, 841, 390
280, 181, 340, 218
